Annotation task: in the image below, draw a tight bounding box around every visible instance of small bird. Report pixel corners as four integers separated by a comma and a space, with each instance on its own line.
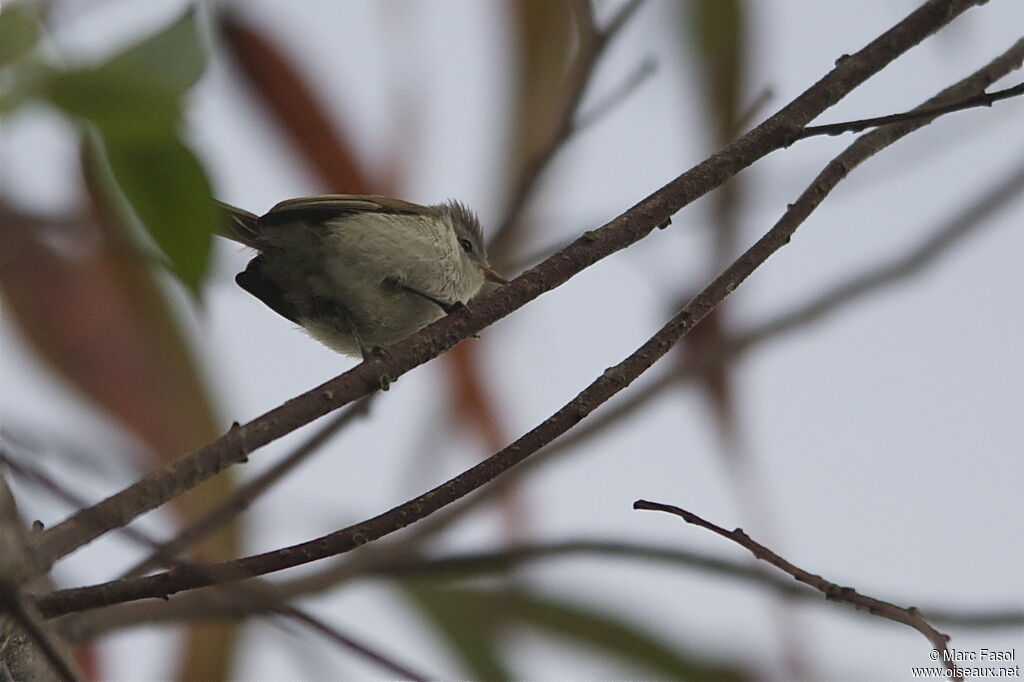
217, 195, 507, 359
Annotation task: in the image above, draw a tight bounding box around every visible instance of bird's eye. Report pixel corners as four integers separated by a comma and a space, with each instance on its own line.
458, 238, 473, 253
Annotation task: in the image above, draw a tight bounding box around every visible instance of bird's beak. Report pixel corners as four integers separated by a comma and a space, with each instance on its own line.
479, 263, 509, 285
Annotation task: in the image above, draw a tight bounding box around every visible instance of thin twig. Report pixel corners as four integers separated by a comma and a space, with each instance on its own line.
574, 56, 657, 133
634, 500, 958, 678
122, 396, 374, 578
28, 0, 990, 577
797, 81, 1024, 140
367, 543, 1024, 630
31, 17, 1019, 621
263, 599, 429, 682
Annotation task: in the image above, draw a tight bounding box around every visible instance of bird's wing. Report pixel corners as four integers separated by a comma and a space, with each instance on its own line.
260, 195, 429, 228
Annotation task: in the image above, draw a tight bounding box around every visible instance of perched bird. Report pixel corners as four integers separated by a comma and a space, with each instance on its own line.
217, 195, 506, 359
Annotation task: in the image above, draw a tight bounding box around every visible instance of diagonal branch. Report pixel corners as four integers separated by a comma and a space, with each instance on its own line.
633, 500, 958, 678
31, 23, 1024, 621
29, 0, 991, 574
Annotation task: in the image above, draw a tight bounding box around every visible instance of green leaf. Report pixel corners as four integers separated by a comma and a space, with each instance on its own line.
689, 0, 746, 141
45, 10, 204, 138
400, 581, 750, 682
0, 6, 39, 66
47, 68, 179, 139
43, 10, 214, 292
81, 9, 205, 100
105, 9, 206, 96
503, 588, 750, 682
100, 134, 215, 293
401, 581, 513, 682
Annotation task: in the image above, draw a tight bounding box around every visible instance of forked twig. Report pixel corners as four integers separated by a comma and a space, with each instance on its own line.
634, 499, 958, 678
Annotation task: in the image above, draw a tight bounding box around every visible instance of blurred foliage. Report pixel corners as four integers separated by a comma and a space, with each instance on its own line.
1, 8, 215, 293
218, 13, 378, 194
689, 0, 745, 142
509, 0, 578, 160
0, 8, 239, 680
0, 5, 38, 66
403, 579, 750, 681
499, 0, 579, 245
405, 580, 512, 682
676, 0, 748, 433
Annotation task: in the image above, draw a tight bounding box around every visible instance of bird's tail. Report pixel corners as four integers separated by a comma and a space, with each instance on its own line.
215, 200, 261, 247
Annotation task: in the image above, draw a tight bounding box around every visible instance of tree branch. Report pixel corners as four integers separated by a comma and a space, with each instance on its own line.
29, 0, 991, 576
797, 80, 1024, 140
633, 500, 958, 678
31, 14, 1021, 620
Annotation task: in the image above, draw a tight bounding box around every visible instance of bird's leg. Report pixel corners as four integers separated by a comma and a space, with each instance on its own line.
331, 304, 370, 360
354, 335, 374, 362
367, 345, 393, 390
331, 304, 393, 390
329, 302, 381, 364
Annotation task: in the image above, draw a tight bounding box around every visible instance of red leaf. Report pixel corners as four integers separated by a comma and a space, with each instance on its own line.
220, 14, 377, 194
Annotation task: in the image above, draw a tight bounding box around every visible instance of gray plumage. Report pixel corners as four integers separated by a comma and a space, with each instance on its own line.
216, 195, 502, 358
